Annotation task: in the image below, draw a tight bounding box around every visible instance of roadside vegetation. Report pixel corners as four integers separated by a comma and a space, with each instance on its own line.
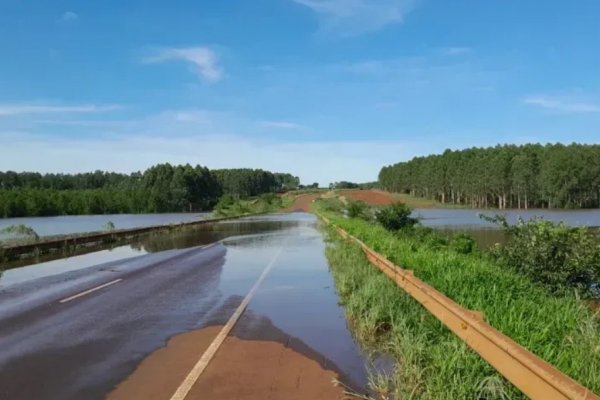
379, 143, 600, 209
213, 193, 294, 217
0, 165, 299, 217
0, 224, 39, 245
317, 198, 600, 399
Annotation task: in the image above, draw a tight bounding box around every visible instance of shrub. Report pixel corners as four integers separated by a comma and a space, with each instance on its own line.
450, 232, 476, 254
315, 198, 344, 213
0, 224, 39, 241
346, 200, 368, 219
375, 203, 418, 231
489, 215, 600, 297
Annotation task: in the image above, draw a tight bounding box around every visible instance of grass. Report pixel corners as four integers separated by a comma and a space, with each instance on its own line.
213, 193, 290, 217
280, 193, 295, 209
325, 230, 510, 399
319, 207, 600, 399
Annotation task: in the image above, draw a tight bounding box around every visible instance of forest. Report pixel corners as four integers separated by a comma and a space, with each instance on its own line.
379, 143, 600, 209
0, 164, 300, 217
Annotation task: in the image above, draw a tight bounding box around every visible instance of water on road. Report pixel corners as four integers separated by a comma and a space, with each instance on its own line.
0, 213, 369, 400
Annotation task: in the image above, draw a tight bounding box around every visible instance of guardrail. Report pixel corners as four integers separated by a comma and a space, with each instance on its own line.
0, 213, 263, 260
321, 215, 600, 400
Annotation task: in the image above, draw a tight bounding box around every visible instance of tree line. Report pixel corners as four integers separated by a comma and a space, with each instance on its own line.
379, 143, 600, 209
0, 164, 300, 217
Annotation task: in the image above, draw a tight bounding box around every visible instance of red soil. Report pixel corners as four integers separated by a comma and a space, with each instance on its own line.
340, 189, 396, 205
283, 194, 319, 212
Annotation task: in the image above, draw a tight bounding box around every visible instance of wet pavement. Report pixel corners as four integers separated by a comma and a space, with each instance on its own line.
0, 213, 369, 400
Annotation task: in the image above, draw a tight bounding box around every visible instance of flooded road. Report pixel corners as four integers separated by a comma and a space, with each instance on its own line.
0, 213, 369, 400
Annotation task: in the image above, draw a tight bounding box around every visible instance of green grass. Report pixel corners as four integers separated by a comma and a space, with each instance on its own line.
213, 193, 290, 217
280, 193, 295, 209
319, 209, 600, 399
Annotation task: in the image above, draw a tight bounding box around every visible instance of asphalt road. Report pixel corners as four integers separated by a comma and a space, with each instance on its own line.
0, 213, 368, 400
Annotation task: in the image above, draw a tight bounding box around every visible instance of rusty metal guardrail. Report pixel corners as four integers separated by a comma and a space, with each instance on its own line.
320, 215, 600, 400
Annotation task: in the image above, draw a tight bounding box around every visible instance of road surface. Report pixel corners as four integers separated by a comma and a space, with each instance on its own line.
0, 213, 369, 400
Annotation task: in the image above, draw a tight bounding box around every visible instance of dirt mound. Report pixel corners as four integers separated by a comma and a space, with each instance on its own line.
340, 190, 395, 205
283, 194, 319, 212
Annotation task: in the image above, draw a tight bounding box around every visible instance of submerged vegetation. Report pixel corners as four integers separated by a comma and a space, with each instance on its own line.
379, 143, 600, 209
317, 199, 600, 398
0, 224, 39, 244
0, 165, 299, 217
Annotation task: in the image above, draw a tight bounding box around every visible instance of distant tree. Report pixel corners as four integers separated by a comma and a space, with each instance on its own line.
378, 143, 600, 209
0, 165, 298, 217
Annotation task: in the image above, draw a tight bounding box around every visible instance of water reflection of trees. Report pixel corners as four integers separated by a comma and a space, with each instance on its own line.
138, 220, 298, 253
3, 219, 302, 269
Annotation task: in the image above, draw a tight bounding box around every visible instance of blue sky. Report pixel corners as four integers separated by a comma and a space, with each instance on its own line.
1, 0, 599, 185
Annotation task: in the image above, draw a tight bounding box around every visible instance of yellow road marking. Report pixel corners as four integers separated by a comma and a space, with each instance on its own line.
59, 278, 123, 303
169, 247, 284, 400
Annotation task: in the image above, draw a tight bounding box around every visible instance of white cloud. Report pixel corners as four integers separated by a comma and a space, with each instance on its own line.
260, 120, 302, 129
438, 47, 471, 56
293, 0, 417, 36
143, 47, 223, 82
523, 95, 600, 113
0, 103, 121, 117
60, 11, 78, 22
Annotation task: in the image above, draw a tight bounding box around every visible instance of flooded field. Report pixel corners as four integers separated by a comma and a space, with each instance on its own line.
0, 213, 210, 238
414, 208, 600, 228
414, 208, 600, 248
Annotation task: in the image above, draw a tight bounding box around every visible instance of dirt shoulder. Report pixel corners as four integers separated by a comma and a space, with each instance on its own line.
340, 189, 448, 208
282, 194, 320, 212
107, 324, 345, 400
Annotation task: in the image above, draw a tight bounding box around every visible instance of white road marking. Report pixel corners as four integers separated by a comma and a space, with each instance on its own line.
58, 242, 217, 305
59, 278, 123, 303
169, 246, 284, 400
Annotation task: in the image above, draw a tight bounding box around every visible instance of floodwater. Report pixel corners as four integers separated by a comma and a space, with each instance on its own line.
0, 212, 371, 398
414, 208, 600, 248
0, 214, 304, 273
414, 208, 600, 228
0, 213, 210, 238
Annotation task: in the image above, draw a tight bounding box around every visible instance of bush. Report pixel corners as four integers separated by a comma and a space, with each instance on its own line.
450, 232, 476, 254
315, 198, 344, 213
0, 224, 39, 242
375, 203, 418, 231
346, 200, 368, 219
490, 216, 600, 297
259, 193, 278, 205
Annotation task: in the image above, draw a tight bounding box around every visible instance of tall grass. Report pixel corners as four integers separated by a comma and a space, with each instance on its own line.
326, 231, 512, 399
321, 210, 600, 398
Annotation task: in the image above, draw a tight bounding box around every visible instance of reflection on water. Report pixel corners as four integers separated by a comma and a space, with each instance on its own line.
1, 218, 307, 272
0, 213, 210, 238
414, 208, 600, 228
415, 208, 600, 249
